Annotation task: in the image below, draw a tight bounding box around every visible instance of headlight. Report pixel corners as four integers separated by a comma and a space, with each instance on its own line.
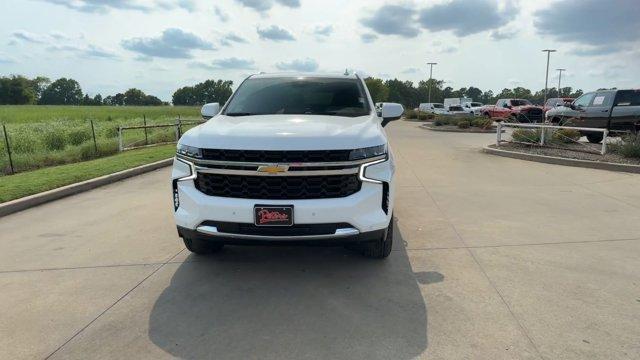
177, 143, 202, 158
348, 144, 387, 160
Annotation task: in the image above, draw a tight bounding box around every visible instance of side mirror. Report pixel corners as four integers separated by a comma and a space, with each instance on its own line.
201, 103, 220, 119
380, 102, 404, 127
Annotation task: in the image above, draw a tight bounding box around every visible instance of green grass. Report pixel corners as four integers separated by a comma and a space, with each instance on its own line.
0, 144, 176, 203
0, 105, 199, 124
0, 105, 201, 174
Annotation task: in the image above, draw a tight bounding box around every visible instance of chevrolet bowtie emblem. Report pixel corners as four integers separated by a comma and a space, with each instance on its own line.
257, 164, 289, 174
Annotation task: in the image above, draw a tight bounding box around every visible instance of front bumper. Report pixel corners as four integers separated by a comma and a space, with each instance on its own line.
172, 156, 395, 238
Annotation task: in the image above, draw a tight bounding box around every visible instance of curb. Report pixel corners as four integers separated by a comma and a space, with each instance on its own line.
482, 146, 640, 174
421, 125, 502, 134
0, 158, 173, 218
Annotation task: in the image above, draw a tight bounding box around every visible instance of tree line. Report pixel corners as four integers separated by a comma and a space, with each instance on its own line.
2, 74, 586, 108
0, 75, 168, 106
364, 77, 585, 109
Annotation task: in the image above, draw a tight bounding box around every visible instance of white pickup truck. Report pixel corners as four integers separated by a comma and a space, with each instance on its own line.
171, 73, 403, 259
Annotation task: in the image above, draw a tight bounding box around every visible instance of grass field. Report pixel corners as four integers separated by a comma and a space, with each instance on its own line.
0, 105, 200, 124
0, 105, 200, 175
0, 144, 175, 203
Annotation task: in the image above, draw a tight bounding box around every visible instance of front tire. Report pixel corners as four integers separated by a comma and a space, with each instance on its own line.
586, 133, 604, 144
362, 217, 394, 259
183, 237, 224, 255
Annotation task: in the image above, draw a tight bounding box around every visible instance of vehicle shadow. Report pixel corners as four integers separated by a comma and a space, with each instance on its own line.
148, 228, 427, 360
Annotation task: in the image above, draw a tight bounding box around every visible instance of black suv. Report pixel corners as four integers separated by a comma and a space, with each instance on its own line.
545, 89, 640, 143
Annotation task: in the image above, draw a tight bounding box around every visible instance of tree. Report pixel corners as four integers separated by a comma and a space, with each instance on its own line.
123, 88, 146, 105
364, 77, 389, 103
173, 79, 234, 106
385, 79, 420, 109
465, 86, 482, 101
40, 78, 83, 105
143, 95, 163, 106
172, 86, 198, 106
0, 76, 37, 104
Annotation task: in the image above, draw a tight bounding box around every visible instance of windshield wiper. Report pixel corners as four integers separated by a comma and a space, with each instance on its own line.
225, 112, 256, 116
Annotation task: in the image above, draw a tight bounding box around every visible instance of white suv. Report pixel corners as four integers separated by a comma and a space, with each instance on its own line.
171, 73, 403, 259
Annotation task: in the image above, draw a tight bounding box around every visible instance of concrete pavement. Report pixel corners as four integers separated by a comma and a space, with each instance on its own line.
1, 120, 638, 359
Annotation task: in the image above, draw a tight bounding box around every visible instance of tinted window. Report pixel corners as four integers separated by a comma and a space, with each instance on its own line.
433, 104, 444, 108
615, 90, 640, 106
574, 93, 594, 107
224, 77, 370, 117
511, 99, 532, 106
591, 92, 614, 107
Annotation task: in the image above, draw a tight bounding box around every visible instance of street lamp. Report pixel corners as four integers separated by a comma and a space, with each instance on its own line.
542, 49, 556, 105
427, 62, 437, 103
556, 68, 566, 96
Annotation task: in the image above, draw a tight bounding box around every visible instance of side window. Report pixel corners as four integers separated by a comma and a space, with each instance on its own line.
496, 99, 505, 107
574, 93, 594, 108
591, 92, 613, 107
615, 90, 640, 106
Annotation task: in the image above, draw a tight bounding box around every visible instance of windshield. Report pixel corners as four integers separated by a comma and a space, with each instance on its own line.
511, 99, 532, 106
224, 77, 370, 117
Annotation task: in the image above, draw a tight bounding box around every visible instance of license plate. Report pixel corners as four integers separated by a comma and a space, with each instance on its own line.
254, 205, 294, 226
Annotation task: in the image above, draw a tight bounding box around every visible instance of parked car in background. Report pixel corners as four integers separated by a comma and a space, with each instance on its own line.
482, 98, 544, 123
445, 104, 471, 115
419, 103, 447, 115
444, 97, 472, 109
543, 97, 574, 113
545, 89, 640, 143
462, 101, 484, 116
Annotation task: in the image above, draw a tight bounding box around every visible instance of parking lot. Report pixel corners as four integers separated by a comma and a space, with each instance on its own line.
1, 120, 639, 360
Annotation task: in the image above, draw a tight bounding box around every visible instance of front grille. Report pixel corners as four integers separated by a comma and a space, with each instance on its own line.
201, 149, 352, 162
195, 173, 361, 199
202, 221, 353, 236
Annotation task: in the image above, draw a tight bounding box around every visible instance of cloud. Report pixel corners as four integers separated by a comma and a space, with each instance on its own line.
214, 6, 229, 22
48, 44, 119, 59
121, 28, 215, 59
570, 44, 624, 57
38, 0, 196, 13
234, 0, 300, 13
313, 25, 334, 37
360, 33, 378, 43
11, 30, 47, 44
534, 0, 639, 53
361, 4, 420, 38
440, 46, 458, 54
419, 0, 517, 36
220, 33, 248, 47
192, 57, 256, 70
402, 67, 420, 74
257, 25, 296, 41
490, 27, 518, 41
275, 58, 319, 72
0, 54, 15, 64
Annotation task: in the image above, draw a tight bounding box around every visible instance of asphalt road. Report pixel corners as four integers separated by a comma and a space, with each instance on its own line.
1, 120, 639, 359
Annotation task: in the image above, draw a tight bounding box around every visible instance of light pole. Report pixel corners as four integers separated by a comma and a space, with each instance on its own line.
556, 68, 566, 96
427, 62, 437, 103
542, 49, 556, 105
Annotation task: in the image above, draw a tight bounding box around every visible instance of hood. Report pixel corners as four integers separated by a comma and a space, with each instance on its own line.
180, 114, 387, 150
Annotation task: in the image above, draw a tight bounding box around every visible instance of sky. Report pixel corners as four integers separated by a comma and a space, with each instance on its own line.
1, 0, 638, 101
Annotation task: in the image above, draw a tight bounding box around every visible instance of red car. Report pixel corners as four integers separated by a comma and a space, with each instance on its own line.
543, 97, 575, 113
482, 99, 544, 123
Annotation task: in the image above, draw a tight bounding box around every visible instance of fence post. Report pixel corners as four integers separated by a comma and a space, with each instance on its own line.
175, 120, 180, 142
143, 114, 148, 145
177, 115, 182, 139
601, 130, 608, 155
118, 126, 123, 152
90, 119, 98, 153
2, 124, 14, 174
540, 125, 546, 145
496, 122, 502, 146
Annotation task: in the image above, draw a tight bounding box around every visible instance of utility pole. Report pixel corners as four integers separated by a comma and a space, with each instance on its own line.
427, 62, 437, 103
542, 49, 556, 105
556, 68, 566, 96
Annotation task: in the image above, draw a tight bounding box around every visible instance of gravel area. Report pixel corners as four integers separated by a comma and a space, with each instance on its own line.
491, 142, 640, 165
